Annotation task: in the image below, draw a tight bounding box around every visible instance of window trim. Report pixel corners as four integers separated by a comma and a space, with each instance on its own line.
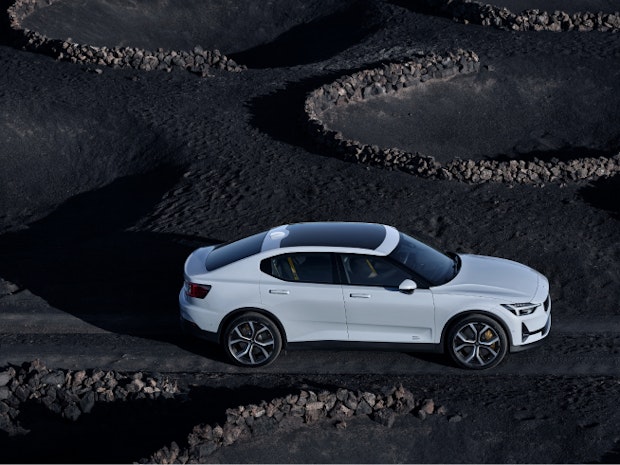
336, 253, 432, 289
260, 252, 340, 285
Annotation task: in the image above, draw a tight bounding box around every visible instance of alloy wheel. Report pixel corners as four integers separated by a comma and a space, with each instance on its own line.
451, 320, 504, 368
227, 320, 277, 366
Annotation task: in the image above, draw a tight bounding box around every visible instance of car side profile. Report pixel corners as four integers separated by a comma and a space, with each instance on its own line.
179, 222, 551, 370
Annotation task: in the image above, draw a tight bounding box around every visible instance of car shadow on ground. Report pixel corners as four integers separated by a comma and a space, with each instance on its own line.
406, 351, 453, 368
0, 168, 223, 353
0, 383, 294, 463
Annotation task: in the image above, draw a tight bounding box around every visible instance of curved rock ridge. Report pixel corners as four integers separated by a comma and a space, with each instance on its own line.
304, 50, 620, 184
0, 361, 446, 464
5, 0, 246, 74
144, 385, 445, 464
419, 0, 620, 32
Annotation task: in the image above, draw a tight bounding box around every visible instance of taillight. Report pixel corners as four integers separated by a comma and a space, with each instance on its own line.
185, 282, 211, 299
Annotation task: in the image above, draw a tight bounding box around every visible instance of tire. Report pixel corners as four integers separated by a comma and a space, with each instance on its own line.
223, 312, 282, 367
446, 314, 508, 370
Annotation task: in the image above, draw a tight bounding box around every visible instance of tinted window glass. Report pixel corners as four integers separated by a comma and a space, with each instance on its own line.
281, 223, 385, 250
261, 253, 334, 284
388, 233, 456, 286
341, 254, 410, 288
205, 232, 267, 271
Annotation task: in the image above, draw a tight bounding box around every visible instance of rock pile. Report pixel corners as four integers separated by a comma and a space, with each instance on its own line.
5, 0, 246, 74
304, 50, 620, 185
144, 385, 446, 464
419, 0, 620, 32
0, 360, 179, 435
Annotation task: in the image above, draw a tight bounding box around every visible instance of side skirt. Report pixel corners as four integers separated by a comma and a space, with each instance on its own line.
286, 340, 444, 354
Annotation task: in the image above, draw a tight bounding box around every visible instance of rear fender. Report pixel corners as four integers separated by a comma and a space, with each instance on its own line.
218, 307, 288, 347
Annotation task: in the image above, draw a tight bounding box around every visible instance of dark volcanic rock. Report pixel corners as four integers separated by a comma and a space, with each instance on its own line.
373, 407, 397, 428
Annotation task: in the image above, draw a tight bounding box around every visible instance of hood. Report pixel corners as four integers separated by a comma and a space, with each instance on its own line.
435, 254, 544, 302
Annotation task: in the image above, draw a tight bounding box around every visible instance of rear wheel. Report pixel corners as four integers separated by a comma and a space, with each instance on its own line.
447, 314, 508, 370
223, 312, 282, 367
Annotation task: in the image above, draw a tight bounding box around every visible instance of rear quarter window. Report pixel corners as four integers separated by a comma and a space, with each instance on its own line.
205, 232, 267, 271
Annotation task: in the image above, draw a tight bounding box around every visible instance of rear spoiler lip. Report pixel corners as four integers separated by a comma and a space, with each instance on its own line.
183, 245, 216, 279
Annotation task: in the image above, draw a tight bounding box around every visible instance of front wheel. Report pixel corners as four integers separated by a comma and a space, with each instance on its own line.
447, 314, 508, 370
223, 312, 282, 367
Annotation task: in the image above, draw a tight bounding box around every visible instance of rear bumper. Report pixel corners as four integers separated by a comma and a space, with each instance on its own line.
180, 316, 219, 344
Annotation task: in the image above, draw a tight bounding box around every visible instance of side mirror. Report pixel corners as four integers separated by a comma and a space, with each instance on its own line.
399, 279, 417, 294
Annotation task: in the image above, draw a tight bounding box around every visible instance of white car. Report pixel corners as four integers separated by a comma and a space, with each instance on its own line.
180, 222, 551, 370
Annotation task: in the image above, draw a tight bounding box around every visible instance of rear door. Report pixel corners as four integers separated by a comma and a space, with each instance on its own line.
259, 252, 348, 343
339, 254, 435, 343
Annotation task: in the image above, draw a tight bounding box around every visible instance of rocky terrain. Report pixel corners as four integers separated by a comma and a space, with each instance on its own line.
0, 0, 619, 462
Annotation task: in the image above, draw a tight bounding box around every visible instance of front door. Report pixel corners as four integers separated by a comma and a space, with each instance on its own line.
339, 254, 435, 343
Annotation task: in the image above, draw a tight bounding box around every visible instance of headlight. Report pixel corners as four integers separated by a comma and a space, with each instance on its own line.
501, 302, 539, 316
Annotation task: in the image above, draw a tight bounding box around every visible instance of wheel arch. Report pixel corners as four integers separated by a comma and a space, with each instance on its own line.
440, 310, 514, 351
217, 307, 288, 347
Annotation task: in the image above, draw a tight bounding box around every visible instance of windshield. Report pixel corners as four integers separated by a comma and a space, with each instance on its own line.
388, 233, 457, 286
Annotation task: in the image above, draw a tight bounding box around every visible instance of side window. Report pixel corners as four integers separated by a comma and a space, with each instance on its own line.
260, 253, 334, 284
341, 254, 410, 288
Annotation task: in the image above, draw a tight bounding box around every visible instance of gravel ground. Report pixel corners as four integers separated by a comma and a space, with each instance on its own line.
0, 0, 619, 462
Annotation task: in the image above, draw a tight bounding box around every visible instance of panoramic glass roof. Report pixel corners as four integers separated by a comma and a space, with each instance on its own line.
280, 222, 386, 250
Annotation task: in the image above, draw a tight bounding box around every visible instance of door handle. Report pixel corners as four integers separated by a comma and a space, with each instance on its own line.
350, 293, 371, 298
269, 289, 290, 295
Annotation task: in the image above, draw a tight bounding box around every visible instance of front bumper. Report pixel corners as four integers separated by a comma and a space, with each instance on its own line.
509, 295, 551, 352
